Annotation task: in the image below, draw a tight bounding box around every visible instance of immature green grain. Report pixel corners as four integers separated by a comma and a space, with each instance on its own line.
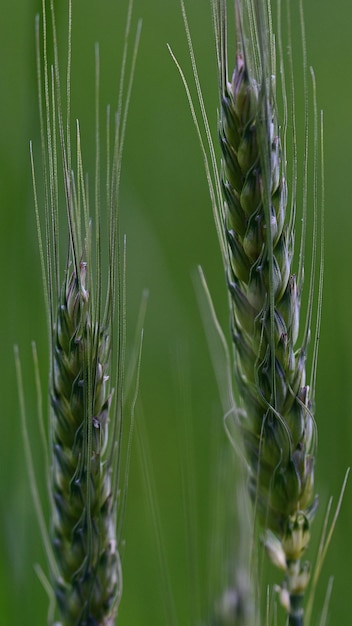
174, 0, 322, 621
214, 0, 320, 623
51, 263, 120, 625
30, 0, 141, 623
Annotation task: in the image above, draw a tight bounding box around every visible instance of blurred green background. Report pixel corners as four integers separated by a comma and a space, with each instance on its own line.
1, 0, 351, 624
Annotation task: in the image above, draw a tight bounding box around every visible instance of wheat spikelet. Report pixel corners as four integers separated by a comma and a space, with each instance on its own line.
219, 10, 315, 535
213, 0, 322, 622
173, 0, 322, 621
51, 263, 120, 625
28, 0, 141, 623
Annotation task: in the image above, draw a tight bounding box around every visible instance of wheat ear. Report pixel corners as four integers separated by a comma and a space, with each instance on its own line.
214, 0, 322, 623
30, 0, 141, 623
172, 0, 322, 621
